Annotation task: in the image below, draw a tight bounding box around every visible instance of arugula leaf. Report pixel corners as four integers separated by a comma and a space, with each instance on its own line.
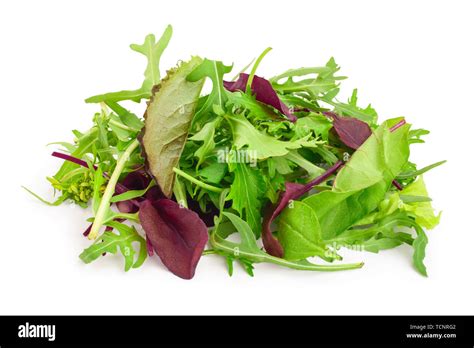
141, 56, 205, 197
105, 101, 143, 132
397, 160, 446, 180
408, 128, 430, 144
320, 88, 378, 125
226, 90, 279, 121
53, 128, 98, 180
189, 118, 221, 167
272, 57, 345, 98
86, 26, 173, 103
187, 59, 233, 128
293, 114, 332, 141
227, 162, 266, 237
225, 113, 317, 160
79, 221, 147, 271
284, 151, 324, 179
412, 225, 428, 276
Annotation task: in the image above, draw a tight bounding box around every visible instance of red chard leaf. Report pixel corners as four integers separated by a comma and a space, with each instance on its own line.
146, 237, 154, 257
324, 111, 372, 150
115, 170, 164, 213
139, 199, 208, 279
224, 73, 297, 122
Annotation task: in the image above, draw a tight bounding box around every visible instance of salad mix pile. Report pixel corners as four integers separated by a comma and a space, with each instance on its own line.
27, 26, 444, 279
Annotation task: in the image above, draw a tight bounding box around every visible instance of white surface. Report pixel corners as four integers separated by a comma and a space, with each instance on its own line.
0, 0, 473, 315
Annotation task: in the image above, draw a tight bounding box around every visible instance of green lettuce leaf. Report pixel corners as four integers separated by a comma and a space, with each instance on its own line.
141, 56, 205, 197
304, 118, 410, 239
401, 176, 441, 229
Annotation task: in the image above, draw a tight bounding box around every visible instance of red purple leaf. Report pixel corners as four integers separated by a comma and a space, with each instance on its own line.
115, 170, 164, 213
139, 199, 208, 279
224, 73, 297, 122
324, 111, 372, 150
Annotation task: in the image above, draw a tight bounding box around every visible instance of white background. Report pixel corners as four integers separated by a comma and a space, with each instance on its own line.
1, 0, 473, 315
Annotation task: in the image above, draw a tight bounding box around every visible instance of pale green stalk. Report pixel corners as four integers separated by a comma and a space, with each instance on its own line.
88, 139, 140, 240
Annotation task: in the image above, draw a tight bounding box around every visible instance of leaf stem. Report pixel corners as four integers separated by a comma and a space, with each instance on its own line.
210, 232, 363, 272
246, 47, 272, 94
108, 119, 136, 132
88, 139, 140, 240
173, 167, 224, 193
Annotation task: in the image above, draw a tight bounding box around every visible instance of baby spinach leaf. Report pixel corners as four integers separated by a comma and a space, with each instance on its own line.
262, 161, 343, 257
141, 56, 205, 197
277, 201, 327, 261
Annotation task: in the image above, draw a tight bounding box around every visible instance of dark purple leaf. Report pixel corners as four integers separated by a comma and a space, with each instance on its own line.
262, 161, 344, 257
83, 224, 92, 237
52, 151, 95, 169
324, 111, 372, 150
115, 170, 164, 213
115, 170, 149, 214
224, 73, 297, 122
139, 199, 208, 279
146, 237, 154, 257
186, 199, 220, 227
